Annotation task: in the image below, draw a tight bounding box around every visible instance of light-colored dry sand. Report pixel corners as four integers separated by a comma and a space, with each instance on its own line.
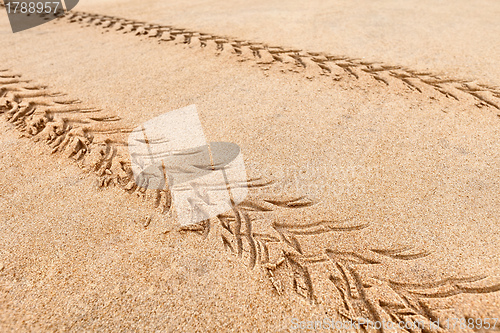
0, 1, 499, 332
77, 0, 500, 87
0, 122, 326, 332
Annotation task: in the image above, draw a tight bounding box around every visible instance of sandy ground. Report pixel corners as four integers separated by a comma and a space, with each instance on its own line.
76, 0, 500, 87
0, 122, 325, 332
0, 1, 499, 332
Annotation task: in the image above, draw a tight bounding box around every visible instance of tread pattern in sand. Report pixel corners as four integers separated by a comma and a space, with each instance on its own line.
2, 69, 500, 332
206, 199, 500, 332
47, 10, 500, 114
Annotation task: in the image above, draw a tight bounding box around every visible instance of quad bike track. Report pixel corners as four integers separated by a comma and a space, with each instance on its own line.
1, 4, 500, 332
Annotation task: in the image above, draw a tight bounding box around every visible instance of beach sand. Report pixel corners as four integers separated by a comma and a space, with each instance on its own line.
0, 1, 499, 331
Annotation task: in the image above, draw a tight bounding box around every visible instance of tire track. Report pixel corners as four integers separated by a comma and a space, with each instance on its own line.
2, 67, 500, 333
41, 9, 500, 114
0, 69, 134, 184
2, 5, 500, 330
1, 2, 500, 114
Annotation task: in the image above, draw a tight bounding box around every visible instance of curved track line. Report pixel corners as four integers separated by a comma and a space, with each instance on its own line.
4, 71, 499, 331
2, 4, 500, 329
43, 9, 500, 114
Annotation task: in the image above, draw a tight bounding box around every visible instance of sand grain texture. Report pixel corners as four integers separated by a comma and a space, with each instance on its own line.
0, 1, 499, 332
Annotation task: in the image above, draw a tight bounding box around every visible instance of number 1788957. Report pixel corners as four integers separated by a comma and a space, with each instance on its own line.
445, 318, 498, 330
5, 2, 60, 14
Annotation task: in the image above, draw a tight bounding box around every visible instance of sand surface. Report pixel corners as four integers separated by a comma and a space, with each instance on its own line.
0, 1, 499, 332
76, 0, 500, 87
